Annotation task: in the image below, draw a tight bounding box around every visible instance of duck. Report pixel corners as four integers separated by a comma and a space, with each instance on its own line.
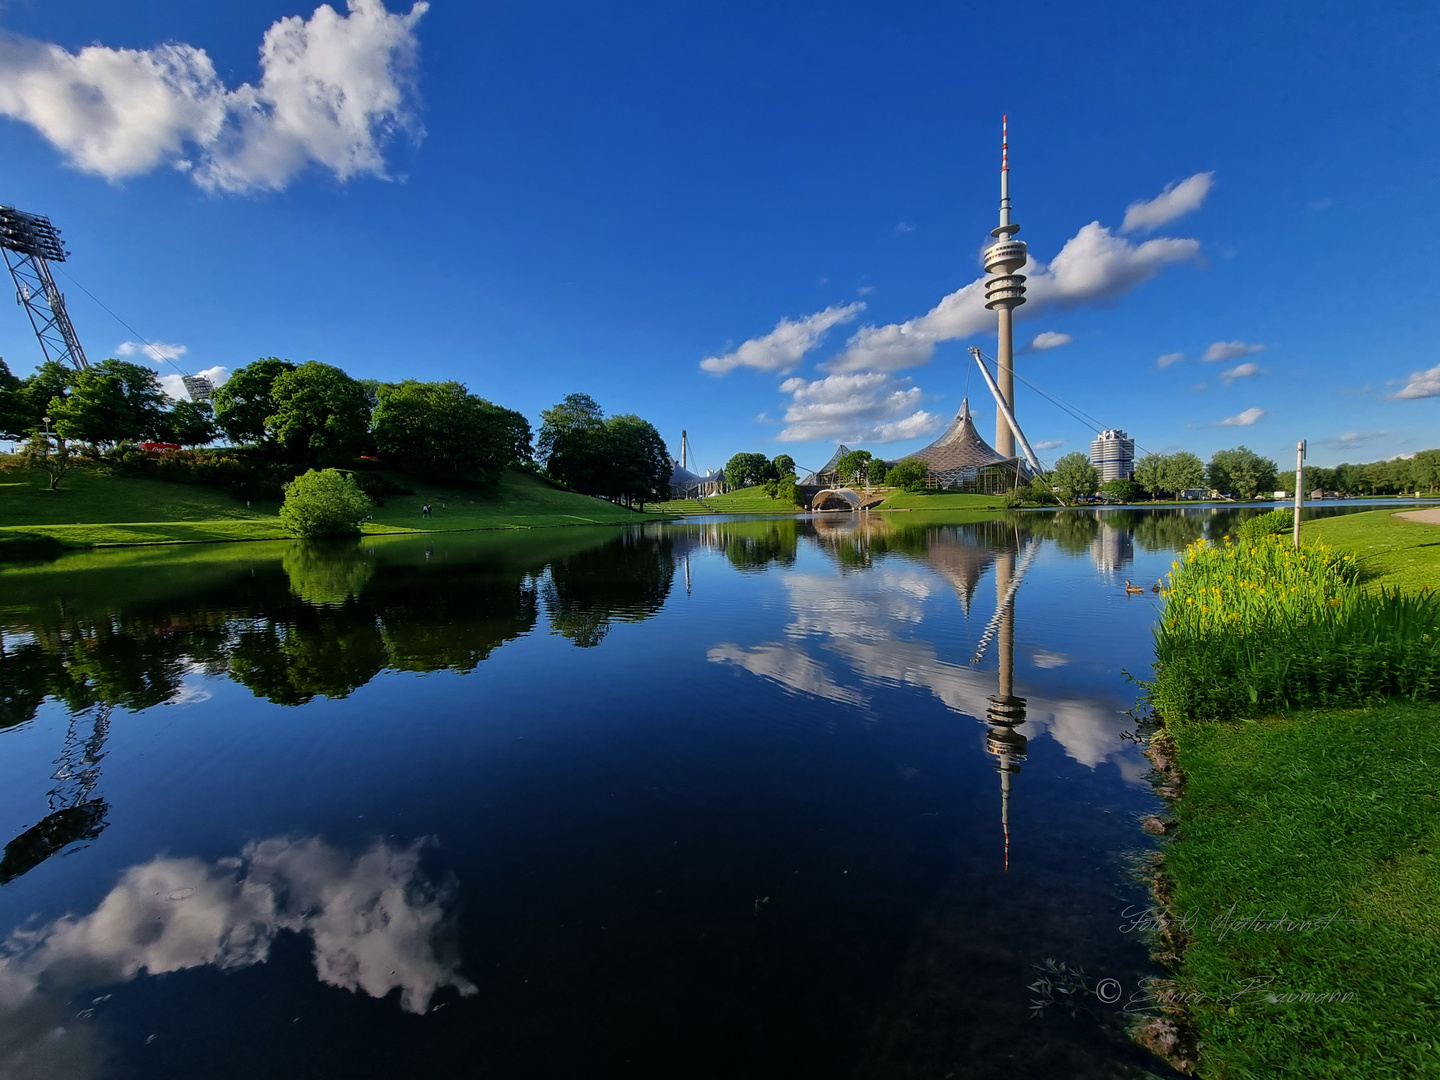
1124, 580, 1145, 595
1152, 580, 1163, 593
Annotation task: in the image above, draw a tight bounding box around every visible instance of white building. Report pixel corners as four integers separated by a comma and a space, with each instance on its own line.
1090, 429, 1135, 482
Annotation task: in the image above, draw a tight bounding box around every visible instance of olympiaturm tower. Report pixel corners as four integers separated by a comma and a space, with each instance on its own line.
982, 118, 1027, 458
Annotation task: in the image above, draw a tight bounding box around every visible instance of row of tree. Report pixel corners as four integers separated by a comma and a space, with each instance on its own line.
1289, 450, 1440, 496
536, 393, 672, 508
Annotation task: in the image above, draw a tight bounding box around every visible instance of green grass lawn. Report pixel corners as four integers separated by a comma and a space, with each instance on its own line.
0, 464, 666, 548
1304, 509, 1440, 592
653, 485, 804, 515
871, 489, 1007, 510
1156, 703, 1440, 1079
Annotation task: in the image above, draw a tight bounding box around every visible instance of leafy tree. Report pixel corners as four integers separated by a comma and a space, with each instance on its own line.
16, 361, 74, 437
278, 468, 373, 537
211, 358, 295, 445
833, 449, 873, 484
772, 453, 796, 478
1411, 450, 1440, 493
887, 457, 929, 492
267, 362, 372, 466
159, 399, 218, 447
1101, 478, 1142, 503
777, 474, 801, 506
1208, 446, 1278, 501
0, 359, 29, 440
868, 459, 889, 485
724, 451, 777, 489
1051, 452, 1100, 503
602, 414, 671, 508
16, 433, 75, 490
538, 393, 604, 463
1020, 474, 1059, 505
763, 478, 779, 499
48, 359, 166, 447
372, 380, 529, 486
1133, 453, 1164, 498
1162, 451, 1207, 497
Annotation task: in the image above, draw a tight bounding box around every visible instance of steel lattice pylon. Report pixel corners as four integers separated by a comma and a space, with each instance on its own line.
0, 204, 89, 370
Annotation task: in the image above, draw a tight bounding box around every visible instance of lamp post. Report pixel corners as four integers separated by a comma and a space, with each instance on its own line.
42, 414, 51, 452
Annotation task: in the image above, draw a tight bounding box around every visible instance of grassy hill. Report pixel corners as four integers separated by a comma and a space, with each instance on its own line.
871, 489, 1008, 511
1303, 508, 1440, 592
651, 485, 803, 515
0, 464, 663, 548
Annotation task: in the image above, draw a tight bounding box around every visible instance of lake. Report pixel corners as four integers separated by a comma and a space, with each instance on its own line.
0, 502, 1423, 1078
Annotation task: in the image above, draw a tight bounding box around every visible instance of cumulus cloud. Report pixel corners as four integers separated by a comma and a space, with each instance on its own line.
1215, 407, 1265, 427
1025, 331, 1074, 352
0, 0, 428, 193
774, 371, 941, 444
116, 340, 187, 362
828, 221, 1199, 373
1220, 361, 1263, 385
1156, 351, 1184, 369
0, 836, 474, 1058
1121, 171, 1215, 233
701, 302, 864, 375
1203, 340, 1263, 362
1391, 362, 1440, 400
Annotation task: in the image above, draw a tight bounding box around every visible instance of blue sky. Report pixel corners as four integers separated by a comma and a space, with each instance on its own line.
0, 0, 1436, 473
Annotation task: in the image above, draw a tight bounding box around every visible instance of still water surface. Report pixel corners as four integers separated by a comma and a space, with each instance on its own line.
0, 503, 1420, 1078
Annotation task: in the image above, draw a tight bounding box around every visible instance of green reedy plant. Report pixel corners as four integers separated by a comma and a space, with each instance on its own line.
1146, 535, 1440, 720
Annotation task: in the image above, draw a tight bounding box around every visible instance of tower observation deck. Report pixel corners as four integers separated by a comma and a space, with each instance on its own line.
982, 118, 1027, 458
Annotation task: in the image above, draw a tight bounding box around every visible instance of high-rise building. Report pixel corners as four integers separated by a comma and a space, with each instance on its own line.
1090, 429, 1135, 482
983, 117, 1028, 458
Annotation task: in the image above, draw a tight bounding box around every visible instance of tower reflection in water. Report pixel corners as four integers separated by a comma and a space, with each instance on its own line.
976, 538, 1030, 872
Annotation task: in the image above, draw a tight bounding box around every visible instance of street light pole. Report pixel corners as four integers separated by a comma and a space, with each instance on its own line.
1293, 440, 1306, 548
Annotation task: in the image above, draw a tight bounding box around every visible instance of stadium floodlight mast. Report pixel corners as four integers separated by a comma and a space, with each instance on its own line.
0, 203, 89, 370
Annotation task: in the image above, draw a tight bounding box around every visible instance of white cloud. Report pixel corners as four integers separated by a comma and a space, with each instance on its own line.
159, 364, 230, 401
828, 221, 1199, 373
1156, 351, 1184, 369
116, 340, 187, 362
1220, 361, 1263, 385
1203, 340, 1263, 362
775, 371, 941, 444
1189, 381, 1208, 393
1034, 438, 1065, 451
1322, 430, 1392, 448
1391, 362, 1440, 400
1215, 407, 1265, 427
893, 221, 915, 234
1121, 171, 1215, 233
700, 302, 864, 375
0, 0, 428, 193
0, 836, 474, 1039
1025, 331, 1074, 352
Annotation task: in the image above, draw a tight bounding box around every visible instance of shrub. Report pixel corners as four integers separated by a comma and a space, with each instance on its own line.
279, 469, 373, 538
1145, 535, 1440, 721
102, 444, 298, 502
1236, 508, 1292, 544
887, 458, 928, 492
777, 475, 800, 507
1002, 487, 1025, 509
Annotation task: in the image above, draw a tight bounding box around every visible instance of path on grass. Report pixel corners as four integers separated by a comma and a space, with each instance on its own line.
1396, 508, 1440, 525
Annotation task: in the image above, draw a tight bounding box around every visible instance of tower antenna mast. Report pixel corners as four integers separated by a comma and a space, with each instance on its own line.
0, 204, 89, 370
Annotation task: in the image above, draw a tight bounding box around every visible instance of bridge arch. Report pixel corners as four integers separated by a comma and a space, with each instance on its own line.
810, 488, 861, 511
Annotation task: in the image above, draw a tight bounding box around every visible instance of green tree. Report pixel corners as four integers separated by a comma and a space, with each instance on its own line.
17, 361, 73, 436
538, 393, 604, 463
833, 449, 873, 484
724, 451, 777, 489
1208, 446, 1279, 500
16, 433, 75, 490
267, 362, 372, 466
1162, 451, 1207, 497
602, 414, 672, 508
868, 459, 889, 485
538, 393, 606, 491
1411, 450, 1440, 493
158, 399, 218, 446
372, 380, 529, 486
48, 359, 166, 447
777, 474, 801, 506
1051, 452, 1100, 503
1133, 452, 1164, 498
0, 359, 29, 440
772, 453, 796, 478
1101, 478, 1142, 503
278, 468, 373, 537
211, 358, 295, 445
1020, 474, 1059, 505
887, 457, 929, 491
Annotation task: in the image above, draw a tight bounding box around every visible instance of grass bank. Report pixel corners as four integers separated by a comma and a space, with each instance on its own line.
652, 485, 804, 515
1141, 531, 1440, 1076
871, 490, 1007, 510
1304, 508, 1440, 592
0, 465, 664, 548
